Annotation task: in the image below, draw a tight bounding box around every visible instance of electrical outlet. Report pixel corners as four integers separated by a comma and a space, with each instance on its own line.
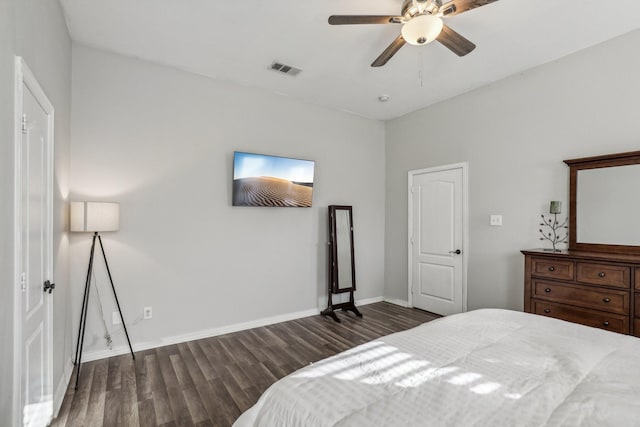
490, 215, 503, 226
143, 306, 153, 319
112, 311, 122, 325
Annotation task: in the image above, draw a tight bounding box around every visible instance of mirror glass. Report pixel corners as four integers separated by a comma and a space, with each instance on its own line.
335, 209, 354, 290
577, 163, 640, 245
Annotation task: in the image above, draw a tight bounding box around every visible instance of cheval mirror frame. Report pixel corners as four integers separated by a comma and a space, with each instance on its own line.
321, 205, 363, 323
565, 150, 640, 255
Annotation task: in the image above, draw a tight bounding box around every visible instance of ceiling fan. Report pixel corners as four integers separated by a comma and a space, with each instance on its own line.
329, 0, 498, 67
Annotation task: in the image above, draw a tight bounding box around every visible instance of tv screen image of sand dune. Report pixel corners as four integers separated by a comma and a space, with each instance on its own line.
233, 152, 315, 207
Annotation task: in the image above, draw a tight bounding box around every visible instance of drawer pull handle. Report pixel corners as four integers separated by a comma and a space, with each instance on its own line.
603, 298, 611, 303
548, 266, 555, 272
598, 272, 606, 278
544, 288, 551, 293
603, 321, 610, 327
544, 308, 551, 314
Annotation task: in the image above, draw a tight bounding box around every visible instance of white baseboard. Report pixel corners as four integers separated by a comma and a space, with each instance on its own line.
53, 358, 73, 418
81, 296, 385, 363
356, 296, 383, 305
383, 297, 409, 307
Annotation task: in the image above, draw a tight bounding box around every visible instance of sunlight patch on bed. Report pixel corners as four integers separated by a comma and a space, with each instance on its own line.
337, 352, 413, 381
470, 382, 501, 395
447, 372, 482, 386
359, 357, 430, 385
504, 392, 523, 399
395, 366, 459, 388
292, 343, 396, 379
289, 339, 512, 399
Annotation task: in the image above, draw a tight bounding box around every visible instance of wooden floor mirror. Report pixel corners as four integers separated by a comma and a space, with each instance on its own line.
321, 205, 362, 322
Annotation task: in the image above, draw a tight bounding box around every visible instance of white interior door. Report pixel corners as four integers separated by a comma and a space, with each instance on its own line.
15, 57, 54, 427
409, 164, 467, 316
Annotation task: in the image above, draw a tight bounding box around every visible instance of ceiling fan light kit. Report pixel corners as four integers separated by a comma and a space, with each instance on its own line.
402, 14, 443, 45
328, 0, 498, 67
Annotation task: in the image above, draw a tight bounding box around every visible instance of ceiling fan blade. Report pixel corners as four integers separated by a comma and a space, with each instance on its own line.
437, 25, 476, 56
439, 0, 498, 17
328, 15, 402, 25
371, 35, 406, 67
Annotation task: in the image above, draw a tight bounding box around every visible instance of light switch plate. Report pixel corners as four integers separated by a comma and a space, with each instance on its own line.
490, 215, 503, 226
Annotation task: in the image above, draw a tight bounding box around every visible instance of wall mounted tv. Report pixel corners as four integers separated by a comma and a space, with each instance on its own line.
232, 151, 315, 207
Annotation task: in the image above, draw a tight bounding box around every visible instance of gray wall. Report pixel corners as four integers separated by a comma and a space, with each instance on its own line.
385, 29, 640, 310
0, 0, 18, 420
70, 45, 385, 357
0, 0, 71, 424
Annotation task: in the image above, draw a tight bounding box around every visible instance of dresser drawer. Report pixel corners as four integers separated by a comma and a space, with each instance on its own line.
532, 280, 628, 315
636, 269, 640, 290
636, 294, 640, 318
576, 262, 630, 289
531, 258, 574, 281
532, 300, 629, 334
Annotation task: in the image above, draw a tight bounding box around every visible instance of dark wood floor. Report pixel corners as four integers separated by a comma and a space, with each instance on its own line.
52, 302, 438, 427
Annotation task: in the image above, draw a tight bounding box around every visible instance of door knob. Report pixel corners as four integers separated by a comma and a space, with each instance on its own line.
449, 249, 461, 255
43, 280, 55, 294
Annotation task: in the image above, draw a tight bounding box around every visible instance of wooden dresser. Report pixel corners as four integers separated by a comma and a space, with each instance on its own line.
522, 249, 640, 337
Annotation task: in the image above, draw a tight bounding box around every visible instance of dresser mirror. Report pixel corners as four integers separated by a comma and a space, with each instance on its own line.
565, 151, 640, 254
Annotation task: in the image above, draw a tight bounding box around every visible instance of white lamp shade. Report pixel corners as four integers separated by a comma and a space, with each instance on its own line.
401, 14, 444, 46
71, 202, 120, 232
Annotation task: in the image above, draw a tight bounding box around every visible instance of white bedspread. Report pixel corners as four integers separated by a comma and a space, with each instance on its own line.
234, 309, 640, 426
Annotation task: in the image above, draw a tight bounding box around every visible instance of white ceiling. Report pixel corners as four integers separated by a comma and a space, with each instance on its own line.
60, 0, 640, 121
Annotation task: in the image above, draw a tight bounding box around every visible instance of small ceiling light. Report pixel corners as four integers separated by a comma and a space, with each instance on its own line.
378, 95, 390, 102
401, 14, 444, 46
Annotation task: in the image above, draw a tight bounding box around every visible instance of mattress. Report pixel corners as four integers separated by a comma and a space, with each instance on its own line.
234, 309, 640, 426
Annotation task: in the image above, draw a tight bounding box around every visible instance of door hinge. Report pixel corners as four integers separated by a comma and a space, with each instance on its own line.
20, 273, 26, 292
21, 114, 27, 134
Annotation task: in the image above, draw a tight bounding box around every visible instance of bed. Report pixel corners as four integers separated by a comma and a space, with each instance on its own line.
234, 309, 640, 426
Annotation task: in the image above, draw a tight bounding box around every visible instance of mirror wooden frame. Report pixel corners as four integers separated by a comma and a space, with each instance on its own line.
329, 205, 356, 293
321, 205, 362, 323
565, 150, 640, 255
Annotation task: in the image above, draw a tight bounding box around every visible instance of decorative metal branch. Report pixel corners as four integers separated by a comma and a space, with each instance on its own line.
539, 213, 568, 252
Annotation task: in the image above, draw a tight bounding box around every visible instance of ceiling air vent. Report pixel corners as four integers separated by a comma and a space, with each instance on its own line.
270, 61, 302, 77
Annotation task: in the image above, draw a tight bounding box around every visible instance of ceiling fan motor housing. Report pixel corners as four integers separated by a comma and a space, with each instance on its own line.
403, 0, 442, 18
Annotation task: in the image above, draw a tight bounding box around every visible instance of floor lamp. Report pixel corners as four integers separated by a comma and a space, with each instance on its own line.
70, 201, 134, 390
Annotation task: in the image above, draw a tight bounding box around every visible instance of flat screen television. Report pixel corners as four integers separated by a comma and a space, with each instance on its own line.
232, 151, 315, 207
